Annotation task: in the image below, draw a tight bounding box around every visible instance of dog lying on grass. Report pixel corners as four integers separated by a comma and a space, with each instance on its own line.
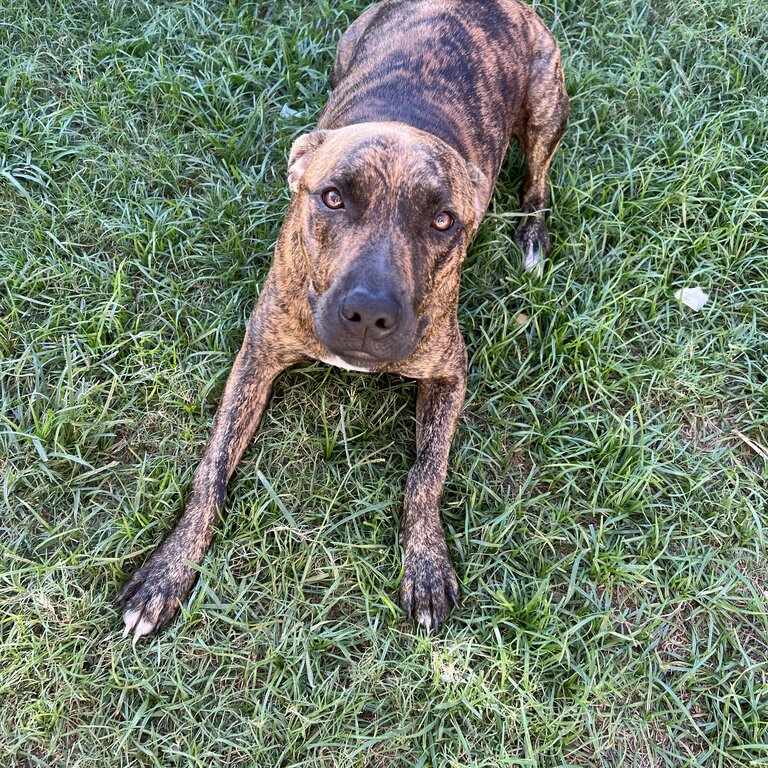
120, 0, 568, 639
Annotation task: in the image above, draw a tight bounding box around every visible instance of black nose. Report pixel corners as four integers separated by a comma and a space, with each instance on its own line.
340, 286, 401, 339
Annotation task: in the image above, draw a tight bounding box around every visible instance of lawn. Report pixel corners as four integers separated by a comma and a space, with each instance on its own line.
1, 0, 767, 765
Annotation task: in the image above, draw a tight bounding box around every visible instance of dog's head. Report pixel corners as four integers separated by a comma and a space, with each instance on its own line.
286, 122, 490, 368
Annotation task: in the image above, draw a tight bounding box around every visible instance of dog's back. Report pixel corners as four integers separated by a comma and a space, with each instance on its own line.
321, 0, 561, 183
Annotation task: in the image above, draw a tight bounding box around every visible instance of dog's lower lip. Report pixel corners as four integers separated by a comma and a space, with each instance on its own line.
336, 349, 381, 364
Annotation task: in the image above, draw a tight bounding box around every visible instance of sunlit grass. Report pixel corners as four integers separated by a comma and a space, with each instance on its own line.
1, 0, 767, 765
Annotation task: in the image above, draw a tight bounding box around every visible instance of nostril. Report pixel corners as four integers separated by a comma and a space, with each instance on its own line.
350, 312, 361, 323
375, 317, 389, 329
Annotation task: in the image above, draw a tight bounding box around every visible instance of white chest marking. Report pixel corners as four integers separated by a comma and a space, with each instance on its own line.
317, 354, 372, 372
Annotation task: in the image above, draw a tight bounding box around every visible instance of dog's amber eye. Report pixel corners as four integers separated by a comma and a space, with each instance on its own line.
322, 188, 344, 210
431, 212, 454, 231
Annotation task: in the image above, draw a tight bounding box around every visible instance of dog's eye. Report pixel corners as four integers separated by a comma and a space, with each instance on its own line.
321, 188, 344, 210
431, 212, 454, 232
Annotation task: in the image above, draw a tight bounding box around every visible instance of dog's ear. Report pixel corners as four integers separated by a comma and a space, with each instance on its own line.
288, 130, 329, 193
467, 163, 492, 225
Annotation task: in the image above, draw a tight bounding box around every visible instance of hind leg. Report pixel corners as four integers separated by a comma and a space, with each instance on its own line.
514, 45, 569, 275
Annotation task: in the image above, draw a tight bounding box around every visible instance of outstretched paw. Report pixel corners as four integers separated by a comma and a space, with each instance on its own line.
117, 558, 197, 643
400, 545, 460, 632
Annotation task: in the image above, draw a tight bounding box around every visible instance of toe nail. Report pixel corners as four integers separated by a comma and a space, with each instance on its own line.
122, 608, 141, 637
133, 618, 155, 643
524, 243, 542, 274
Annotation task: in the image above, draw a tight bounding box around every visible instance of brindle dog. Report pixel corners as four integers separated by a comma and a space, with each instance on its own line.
119, 0, 568, 639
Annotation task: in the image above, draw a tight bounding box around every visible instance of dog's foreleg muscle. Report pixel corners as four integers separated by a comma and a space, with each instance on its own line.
118, 290, 298, 641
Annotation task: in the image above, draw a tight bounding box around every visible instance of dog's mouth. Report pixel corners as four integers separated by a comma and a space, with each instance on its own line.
329, 347, 388, 368
319, 320, 426, 367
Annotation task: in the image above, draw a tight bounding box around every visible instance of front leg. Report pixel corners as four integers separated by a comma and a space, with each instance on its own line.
118, 296, 299, 641
399, 358, 467, 632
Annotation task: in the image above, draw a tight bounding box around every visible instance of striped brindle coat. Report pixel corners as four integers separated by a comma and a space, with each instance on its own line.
120, 0, 568, 638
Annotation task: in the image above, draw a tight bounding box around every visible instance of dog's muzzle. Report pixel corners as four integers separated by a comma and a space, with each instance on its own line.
311, 274, 423, 366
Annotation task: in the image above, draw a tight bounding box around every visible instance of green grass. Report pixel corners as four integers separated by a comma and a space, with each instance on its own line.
1, 0, 767, 765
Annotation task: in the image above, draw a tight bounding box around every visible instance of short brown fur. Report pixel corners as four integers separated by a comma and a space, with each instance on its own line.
119, 0, 568, 638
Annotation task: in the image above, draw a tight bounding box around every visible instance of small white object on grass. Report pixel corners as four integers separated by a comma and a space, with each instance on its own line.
675, 286, 708, 311
280, 104, 301, 119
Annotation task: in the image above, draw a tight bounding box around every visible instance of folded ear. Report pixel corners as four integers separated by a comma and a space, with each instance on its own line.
467, 163, 492, 225
287, 130, 329, 193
